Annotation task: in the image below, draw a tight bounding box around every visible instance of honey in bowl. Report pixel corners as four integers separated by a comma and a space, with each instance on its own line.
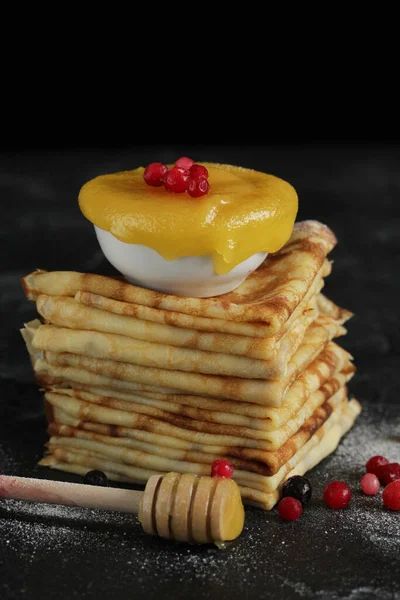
78, 162, 298, 296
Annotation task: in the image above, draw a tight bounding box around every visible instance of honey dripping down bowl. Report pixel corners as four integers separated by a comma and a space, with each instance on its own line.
138, 473, 245, 544
79, 163, 298, 297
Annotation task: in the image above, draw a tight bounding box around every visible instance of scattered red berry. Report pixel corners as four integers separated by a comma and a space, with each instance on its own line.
366, 455, 389, 475
190, 164, 209, 179
188, 176, 210, 198
382, 480, 400, 510
175, 157, 195, 170
360, 473, 380, 495
143, 162, 168, 187
374, 462, 400, 486
164, 167, 191, 193
277, 497, 303, 521
211, 459, 234, 478
323, 481, 352, 508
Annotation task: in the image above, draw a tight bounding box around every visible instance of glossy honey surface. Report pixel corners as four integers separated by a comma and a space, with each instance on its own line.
79, 163, 298, 274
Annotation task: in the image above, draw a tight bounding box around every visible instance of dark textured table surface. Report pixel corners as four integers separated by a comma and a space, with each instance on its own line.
1, 144, 399, 600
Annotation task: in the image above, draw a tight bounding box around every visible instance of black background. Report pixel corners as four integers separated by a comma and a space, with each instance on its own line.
1, 141, 399, 599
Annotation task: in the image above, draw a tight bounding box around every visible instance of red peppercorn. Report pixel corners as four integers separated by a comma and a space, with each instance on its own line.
175, 157, 195, 170
190, 164, 209, 179
164, 167, 190, 193
277, 497, 303, 521
143, 162, 168, 187
374, 463, 400, 486
211, 459, 234, 478
188, 177, 210, 198
323, 481, 352, 509
382, 480, 400, 510
360, 473, 380, 495
365, 455, 389, 475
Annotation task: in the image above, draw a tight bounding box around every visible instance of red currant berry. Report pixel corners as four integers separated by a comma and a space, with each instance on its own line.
188, 177, 210, 198
360, 473, 380, 495
211, 459, 234, 478
143, 162, 168, 187
189, 164, 209, 179
366, 455, 389, 475
164, 167, 190, 193
277, 497, 303, 521
323, 481, 352, 509
382, 480, 400, 510
175, 157, 195, 170
374, 463, 400, 486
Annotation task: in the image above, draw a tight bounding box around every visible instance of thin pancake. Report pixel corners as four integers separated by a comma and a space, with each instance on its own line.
40, 398, 362, 507
35, 293, 319, 361
317, 293, 353, 322
56, 364, 354, 431
30, 312, 345, 380
72, 264, 328, 339
45, 388, 346, 485
21, 220, 337, 334
22, 319, 177, 396
242, 398, 362, 508
44, 386, 346, 472
45, 381, 347, 450
41, 453, 161, 485
32, 341, 353, 426
34, 360, 176, 395
44, 392, 346, 478
31, 320, 346, 405
43, 397, 347, 490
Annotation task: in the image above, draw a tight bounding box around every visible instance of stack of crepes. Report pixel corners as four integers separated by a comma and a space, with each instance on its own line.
20, 220, 361, 510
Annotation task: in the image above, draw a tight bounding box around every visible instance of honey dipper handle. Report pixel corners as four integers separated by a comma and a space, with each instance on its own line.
0, 475, 142, 515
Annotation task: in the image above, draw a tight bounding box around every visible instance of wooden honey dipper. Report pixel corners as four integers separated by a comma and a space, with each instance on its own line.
0, 472, 245, 544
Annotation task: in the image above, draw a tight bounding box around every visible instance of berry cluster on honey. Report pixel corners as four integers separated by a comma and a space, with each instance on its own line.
143, 157, 210, 197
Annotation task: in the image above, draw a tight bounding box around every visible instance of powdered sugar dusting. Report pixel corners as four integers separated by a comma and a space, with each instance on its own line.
0, 404, 398, 599
305, 403, 399, 552
0, 445, 20, 475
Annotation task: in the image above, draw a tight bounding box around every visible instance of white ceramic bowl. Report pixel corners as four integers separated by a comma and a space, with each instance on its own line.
95, 226, 267, 298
